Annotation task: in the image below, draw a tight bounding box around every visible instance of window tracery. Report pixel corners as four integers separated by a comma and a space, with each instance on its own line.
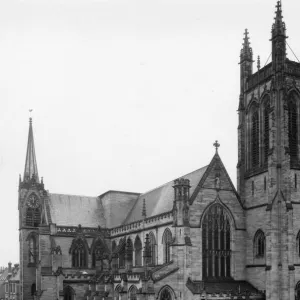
71, 239, 87, 268
92, 239, 105, 268
202, 204, 231, 279
126, 238, 133, 267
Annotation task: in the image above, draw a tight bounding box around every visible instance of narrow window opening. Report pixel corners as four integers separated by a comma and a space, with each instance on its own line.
264, 177, 267, 191
295, 174, 297, 189
252, 110, 259, 168
288, 99, 298, 164
252, 181, 254, 196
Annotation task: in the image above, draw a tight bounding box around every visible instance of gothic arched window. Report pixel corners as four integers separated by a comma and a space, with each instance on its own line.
70, 239, 87, 268
288, 96, 298, 164
128, 285, 137, 300
134, 236, 142, 266
252, 110, 259, 167
162, 228, 172, 263
64, 286, 75, 300
92, 239, 105, 268
159, 288, 172, 300
149, 232, 156, 266
263, 97, 270, 164
118, 239, 125, 268
28, 234, 37, 265
202, 204, 231, 279
254, 230, 265, 258
126, 238, 133, 268
31, 283, 36, 297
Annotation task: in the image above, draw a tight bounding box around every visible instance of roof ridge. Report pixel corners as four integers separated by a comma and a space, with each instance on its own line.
50, 193, 98, 198
140, 165, 208, 196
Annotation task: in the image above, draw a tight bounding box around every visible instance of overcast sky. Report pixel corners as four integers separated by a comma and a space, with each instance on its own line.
0, 0, 299, 267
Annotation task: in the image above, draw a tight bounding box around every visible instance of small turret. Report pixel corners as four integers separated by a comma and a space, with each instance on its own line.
173, 178, 190, 202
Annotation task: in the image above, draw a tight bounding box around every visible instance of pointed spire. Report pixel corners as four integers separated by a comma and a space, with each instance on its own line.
272, 1, 286, 38
240, 29, 253, 62
23, 118, 39, 183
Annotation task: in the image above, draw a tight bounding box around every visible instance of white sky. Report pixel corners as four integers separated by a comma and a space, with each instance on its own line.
0, 0, 299, 267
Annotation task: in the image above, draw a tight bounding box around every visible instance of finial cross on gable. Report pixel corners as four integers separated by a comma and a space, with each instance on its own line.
213, 140, 220, 153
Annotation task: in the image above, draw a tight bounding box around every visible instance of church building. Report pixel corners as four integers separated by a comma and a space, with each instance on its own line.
18, 1, 300, 299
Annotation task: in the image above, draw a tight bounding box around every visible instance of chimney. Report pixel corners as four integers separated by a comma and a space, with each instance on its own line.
8, 262, 12, 274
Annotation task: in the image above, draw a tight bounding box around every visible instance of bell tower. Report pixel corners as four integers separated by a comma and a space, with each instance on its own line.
19, 118, 46, 300
237, 1, 300, 299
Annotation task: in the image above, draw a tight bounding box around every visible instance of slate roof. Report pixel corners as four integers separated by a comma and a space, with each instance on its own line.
123, 166, 208, 224
48, 194, 106, 227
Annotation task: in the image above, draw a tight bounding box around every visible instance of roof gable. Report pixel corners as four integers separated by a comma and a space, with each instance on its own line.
189, 153, 242, 207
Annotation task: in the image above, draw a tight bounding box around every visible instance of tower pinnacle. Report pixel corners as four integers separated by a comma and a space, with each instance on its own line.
240, 29, 253, 62
23, 118, 39, 183
272, 1, 286, 38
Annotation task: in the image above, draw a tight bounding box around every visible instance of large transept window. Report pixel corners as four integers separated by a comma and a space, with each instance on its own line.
92, 239, 104, 268
162, 228, 172, 263
202, 204, 231, 280
134, 236, 142, 266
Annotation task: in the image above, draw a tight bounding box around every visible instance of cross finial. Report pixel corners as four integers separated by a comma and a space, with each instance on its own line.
213, 140, 220, 153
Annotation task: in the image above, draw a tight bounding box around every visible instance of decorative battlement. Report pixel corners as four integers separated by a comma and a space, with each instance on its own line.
56, 226, 110, 237
110, 211, 173, 236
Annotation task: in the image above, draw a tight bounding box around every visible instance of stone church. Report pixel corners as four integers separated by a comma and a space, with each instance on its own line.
18, 1, 300, 300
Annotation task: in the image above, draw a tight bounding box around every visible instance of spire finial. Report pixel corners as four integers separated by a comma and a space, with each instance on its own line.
257, 55, 261, 70
23, 115, 39, 183
213, 140, 220, 153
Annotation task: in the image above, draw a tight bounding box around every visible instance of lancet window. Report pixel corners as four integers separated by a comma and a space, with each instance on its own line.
202, 204, 231, 279
92, 239, 104, 268
263, 97, 270, 164
134, 236, 142, 266
252, 110, 259, 167
162, 228, 172, 263
254, 230, 265, 258
149, 232, 156, 265
28, 235, 37, 265
126, 238, 133, 267
118, 240, 125, 268
71, 239, 87, 268
297, 231, 300, 257
26, 194, 41, 227
288, 96, 298, 164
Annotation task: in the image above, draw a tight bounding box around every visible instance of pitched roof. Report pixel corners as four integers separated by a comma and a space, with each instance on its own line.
48, 194, 106, 227
123, 166, 208, 224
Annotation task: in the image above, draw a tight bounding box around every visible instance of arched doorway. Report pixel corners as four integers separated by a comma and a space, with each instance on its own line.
159, 288, 172, 300
202, 203, 231, 280
64, 285, 75, 300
